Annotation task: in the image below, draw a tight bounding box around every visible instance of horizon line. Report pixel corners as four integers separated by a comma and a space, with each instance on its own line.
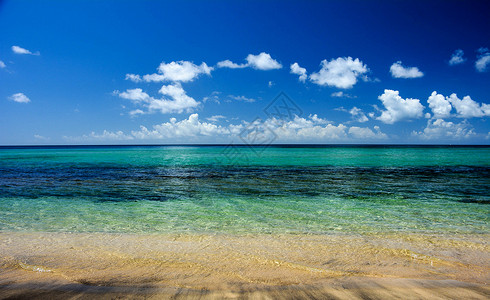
1, 143, 489, 148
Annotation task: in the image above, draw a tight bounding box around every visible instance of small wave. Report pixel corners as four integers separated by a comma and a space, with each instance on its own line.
19, 262, 53, 273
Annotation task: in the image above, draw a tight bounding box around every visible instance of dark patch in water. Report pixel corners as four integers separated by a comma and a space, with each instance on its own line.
0, 164, 489, 205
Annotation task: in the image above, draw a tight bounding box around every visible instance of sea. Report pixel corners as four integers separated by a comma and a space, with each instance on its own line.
0, 145, 488, 235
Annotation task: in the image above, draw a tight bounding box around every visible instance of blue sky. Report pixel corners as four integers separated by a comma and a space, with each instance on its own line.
1, 0, 489, 145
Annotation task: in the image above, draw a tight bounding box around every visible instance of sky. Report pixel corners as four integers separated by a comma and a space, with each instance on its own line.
1, 0, 489, 145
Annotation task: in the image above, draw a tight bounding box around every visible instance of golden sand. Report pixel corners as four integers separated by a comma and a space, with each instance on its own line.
1, 232, 489, 299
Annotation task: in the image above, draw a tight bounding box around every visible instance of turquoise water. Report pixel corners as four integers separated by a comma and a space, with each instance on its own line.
0, 146, 488, 235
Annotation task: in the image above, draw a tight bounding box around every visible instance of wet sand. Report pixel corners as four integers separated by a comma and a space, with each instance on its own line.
1, 232, 489, 299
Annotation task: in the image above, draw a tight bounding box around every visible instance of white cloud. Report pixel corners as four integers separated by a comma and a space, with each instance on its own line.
0, 60, 5, 68
117, 88, 150, 103
125, 74, 142, 82
425, 91, 489, 119
389, 61, 423, 78
124, 61, 212, 83
290, 62, 307, 82
64, 130, 134, 142
34, 134, 49, 141
68, 113, 390, 143
449, 49, 466, 65
129, 109, 145, 116
308, 114, 330, 125
116, 83, 199, 114
139, 74, 164, 82
265, 115, 386, 141
261, 115, 347, 141
93, 130, 134, 140
349, 107, 369, 123
475, 48, 490, 72
151, 83, 200, 113
309, 57, 368, 89
268, 81, 274, 87
227, 95, 256, 103
447, 93, 490, 118
217, 52, 282, 70
484, 104, 490, 116
202, 91, 221, 104
11, 45, 39, 55
427, 91, 452, 118
206, 115, 226, 122
8, 93, 31, 103
157, 61, 213, 82
216, 60, 247, 69
131, 114, 230, 139
348, 126, 387, 139
412, 119, 475, 140
246, 52, 282, 70
376, 89, 424, 124
331, 91, 356, 98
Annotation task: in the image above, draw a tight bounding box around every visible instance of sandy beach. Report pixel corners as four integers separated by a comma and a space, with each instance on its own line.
1, 231, 488, 299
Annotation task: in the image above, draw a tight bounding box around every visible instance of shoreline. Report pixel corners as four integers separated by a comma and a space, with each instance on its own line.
1, 231, 488, 298
1, 276, 488, 299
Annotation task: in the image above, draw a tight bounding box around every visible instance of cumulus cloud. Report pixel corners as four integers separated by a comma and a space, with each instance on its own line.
157, 61, 213, 82
217, 52, 282, 70
119, 59, 212, 115
64, 115, 224, 142
8, 93, 31, 103
0, 60, 5, 68
117, 88, 150, 102
376, 89, 424, 124
449, 49, 466, 65
348, 125, 387, 139
246, 52, 282, 70
132, 114, 230, 139
427, 91, 452, 118
151, 83, 200, 113
216, 60, 247, 69
116, 83, 199, 114
475, 48, 490, 72
309, 57, 368, 89
390, 61, 424, 78
68, 113, 389, 143
425, 91, 489, 119
349, 107, 369, 123
264, 115, 387, 141
412, 119, 475, 140
126, 61, 213, 83
447, 93, 490, 118
259, 115, 345, 141
11, 45, 40, 55
290, 62, 307, 82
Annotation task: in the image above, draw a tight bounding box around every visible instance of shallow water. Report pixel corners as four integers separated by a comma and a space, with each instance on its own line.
0, 231, 489, 298
0, 146, 488, 235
